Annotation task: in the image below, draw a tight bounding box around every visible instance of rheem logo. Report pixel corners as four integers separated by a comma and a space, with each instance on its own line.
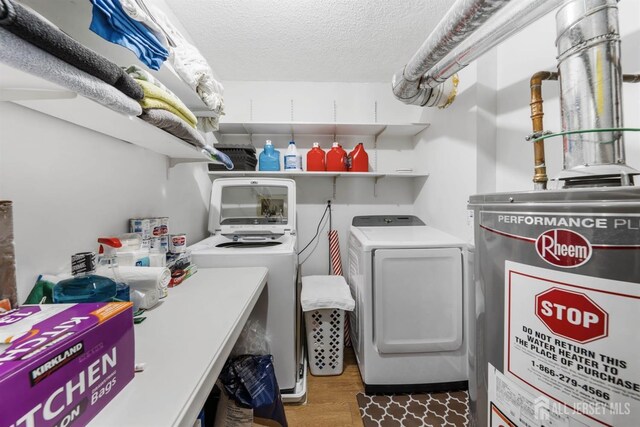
535, 229, 592, 268
535, 288, 608, 343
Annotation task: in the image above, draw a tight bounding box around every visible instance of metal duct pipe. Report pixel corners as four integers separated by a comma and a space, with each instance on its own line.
392, 0, 511, 106
555, 0, 634, 184
392, 0, 565, 106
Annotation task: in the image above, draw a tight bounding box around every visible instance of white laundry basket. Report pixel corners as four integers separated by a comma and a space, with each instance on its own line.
301, 275, 355, 376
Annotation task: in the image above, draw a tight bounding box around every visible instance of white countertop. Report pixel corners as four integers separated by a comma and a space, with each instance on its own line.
90, 267, 268, 427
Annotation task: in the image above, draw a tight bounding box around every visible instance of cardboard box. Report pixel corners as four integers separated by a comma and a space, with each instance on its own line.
0, 303, 135, 427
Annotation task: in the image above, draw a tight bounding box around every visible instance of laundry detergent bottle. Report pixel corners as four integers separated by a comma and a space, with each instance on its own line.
348, 142, 369, 172
284, 140, 301, 171
53, 252, 117, 303
326, 142, 347, 171
306, 142, 326, 171
259, 140, 280, 171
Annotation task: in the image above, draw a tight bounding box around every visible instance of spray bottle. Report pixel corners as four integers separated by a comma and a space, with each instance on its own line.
97, 237, 130, 303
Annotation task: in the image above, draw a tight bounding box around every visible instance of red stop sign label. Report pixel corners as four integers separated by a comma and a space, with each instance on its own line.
535, 288, 608, 343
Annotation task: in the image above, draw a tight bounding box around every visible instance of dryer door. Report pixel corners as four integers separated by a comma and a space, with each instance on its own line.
373, 247, 463, 354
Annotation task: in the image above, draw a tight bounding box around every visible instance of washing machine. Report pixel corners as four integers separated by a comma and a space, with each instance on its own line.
348, 215, 470, 393
190, 178, 305, 399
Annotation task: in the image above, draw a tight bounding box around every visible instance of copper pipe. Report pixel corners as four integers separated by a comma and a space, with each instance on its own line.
529, 72, 639, 190
529, 71, 558, 190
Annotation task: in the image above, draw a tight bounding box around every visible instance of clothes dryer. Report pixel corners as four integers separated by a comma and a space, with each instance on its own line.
348, 215, 469, 393
190, 178, 304, 399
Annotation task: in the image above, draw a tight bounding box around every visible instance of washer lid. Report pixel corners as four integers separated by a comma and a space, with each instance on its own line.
208, 178, 296, 236
353, 226, 466, 249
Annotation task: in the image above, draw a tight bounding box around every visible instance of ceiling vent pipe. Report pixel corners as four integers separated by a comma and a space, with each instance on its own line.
554, 0, 637, 186
392, 0, 564, 107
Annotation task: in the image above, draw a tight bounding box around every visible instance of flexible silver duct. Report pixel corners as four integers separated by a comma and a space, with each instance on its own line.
554, 0, 635, 184
392, 0, 511, 106
392, 0, 565, 106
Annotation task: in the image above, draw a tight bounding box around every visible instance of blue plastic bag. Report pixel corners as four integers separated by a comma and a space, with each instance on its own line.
219, 355, 287, 427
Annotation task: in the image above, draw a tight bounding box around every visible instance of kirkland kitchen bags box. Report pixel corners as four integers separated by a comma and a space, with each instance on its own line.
0, 303, 135, 427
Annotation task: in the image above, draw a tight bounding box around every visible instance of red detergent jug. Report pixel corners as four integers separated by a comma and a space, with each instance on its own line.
306, 142, 326, 171
348, 143, 369, 172
326, 142, 347, 171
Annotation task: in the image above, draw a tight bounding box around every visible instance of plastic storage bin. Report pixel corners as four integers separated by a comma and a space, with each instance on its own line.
301, 275, 355, 376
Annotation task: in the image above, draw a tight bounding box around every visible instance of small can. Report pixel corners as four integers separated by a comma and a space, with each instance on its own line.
160, 236, 169, 252
159, 217, 169, 236
169, 234, 187, 253
149, 218, 162, 237
149, 237, 162, 250
130, 218, 151, 239
140, 239, 151, 250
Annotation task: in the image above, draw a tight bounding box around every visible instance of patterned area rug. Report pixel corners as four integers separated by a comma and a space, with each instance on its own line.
356, 390, 469, 426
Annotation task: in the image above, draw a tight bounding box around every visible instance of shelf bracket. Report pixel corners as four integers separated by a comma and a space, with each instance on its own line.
0, 88, 77, 101
169, 158, 208, 168
373, 175, 385, 198
332, 176, 337, 200
373, 125, 387, 172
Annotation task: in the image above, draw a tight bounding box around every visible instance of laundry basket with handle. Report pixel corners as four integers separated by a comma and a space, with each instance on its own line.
301, 275, 355, 376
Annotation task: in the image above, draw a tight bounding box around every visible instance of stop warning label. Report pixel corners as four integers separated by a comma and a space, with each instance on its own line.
504, 261, 640, 426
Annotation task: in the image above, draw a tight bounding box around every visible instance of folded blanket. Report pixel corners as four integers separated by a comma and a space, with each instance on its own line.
120, 0, 224, 131
136, 79, 197, 127
139, 109, 204, 148
0, 0, 143, 100
0, 27, 142, 116
89, 0, 168, 71
123, 64, 171, 93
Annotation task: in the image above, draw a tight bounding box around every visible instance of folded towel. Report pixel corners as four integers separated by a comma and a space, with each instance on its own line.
89, 0, 168, 71
301, 275, 355, 312
0, 27, 142, 116
136, 79, 197, 127
123, 64, 170, 93
139, 109, 205, 148
0, 0, 143, 100
120, 0, 224, 131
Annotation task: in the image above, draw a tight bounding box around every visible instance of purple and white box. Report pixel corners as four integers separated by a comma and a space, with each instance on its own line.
0, 303, 135, 427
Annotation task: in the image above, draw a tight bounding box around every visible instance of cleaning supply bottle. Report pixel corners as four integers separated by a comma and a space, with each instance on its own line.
97, 237, 130, 302
53, 252, 117, 303
326, 142, 347, 171
306, 142, 326, 171
348, 142, 369, 172
259, 140, 280, 171
284, 140, 301, 171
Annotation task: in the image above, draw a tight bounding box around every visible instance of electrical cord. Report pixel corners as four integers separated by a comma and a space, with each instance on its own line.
298, 202, 330, 256
328, 201, 332, 274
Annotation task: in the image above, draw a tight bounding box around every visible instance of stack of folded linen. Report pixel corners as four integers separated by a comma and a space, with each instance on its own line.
88, 0, 169, 71
116, 0, 225, 131
0, 0, 143, 116
124, 65, 205, 149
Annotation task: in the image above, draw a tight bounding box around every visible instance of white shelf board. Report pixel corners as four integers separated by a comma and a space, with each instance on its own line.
217, 122, 430, 137
207, 170, 429, 178
21, 0, 208, 111
0, 63, 208, 159
90, 267, 268, 427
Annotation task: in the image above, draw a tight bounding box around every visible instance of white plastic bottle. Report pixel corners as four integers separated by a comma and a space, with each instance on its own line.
284, 140, 301, 170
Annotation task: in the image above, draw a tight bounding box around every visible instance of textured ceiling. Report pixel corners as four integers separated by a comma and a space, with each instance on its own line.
164, 0, 453, 82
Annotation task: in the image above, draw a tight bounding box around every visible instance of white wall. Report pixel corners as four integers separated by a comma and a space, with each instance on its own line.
0, 102, 211, 301
495, 1, 640, 191
220, 81, 425, 276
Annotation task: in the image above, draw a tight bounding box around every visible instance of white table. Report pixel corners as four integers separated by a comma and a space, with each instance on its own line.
90, 267, 268, 427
